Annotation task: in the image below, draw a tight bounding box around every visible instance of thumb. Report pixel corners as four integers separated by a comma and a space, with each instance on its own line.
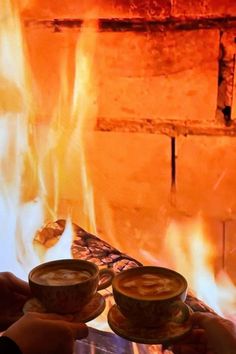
28, 312, 75, 321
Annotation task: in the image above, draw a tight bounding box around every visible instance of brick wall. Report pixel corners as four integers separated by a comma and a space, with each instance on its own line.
21, 0, 236, 19
20, 0, 236, 283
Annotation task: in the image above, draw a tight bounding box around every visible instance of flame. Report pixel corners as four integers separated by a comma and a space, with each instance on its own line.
162, 216, 236, 318
0, 1, 98, 278
44, 218, 73, 262
38, 19, 98, 233
69, 19, 98, 233
0, 0, 42, 278
1, 2, 236, 336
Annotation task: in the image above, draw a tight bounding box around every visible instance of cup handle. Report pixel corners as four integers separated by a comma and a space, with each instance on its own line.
167, 300, 191, 324
97, 268, 114, 291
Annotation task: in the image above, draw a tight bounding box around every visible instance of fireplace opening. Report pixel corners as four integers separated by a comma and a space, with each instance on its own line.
1, 1, 236, 345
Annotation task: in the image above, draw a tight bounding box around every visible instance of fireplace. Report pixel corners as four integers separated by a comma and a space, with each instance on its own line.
1, 0, 236, 326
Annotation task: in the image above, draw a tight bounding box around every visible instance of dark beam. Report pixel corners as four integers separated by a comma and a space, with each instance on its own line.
96, 117, 236, 137
24, 16, 236, 32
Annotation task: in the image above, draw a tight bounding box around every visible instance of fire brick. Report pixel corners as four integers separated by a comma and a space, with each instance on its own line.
177, 135, 236, 219
225, 220, 236, 284
86, 132, 170, 208
205, 0, 236, 17
21, 0, 171, 19
96, 204, 175, 266
26, 24, 219, 124
172, 0, 236, 17
85, 132, 171, 264
217, 31, 236, 124
97, 29, 219, 121
122, 0, 171, 18
172, 0, 207, 17
232, 39, 236, 120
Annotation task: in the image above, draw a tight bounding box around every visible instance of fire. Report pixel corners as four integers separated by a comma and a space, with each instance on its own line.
35, 19, 98, 233
0, 0, 42, 278
1, 1, 236, 333
162, 216, 236, 318
0, 0, 98, 278
68, 19, 98, 234
44, 218, 74, 262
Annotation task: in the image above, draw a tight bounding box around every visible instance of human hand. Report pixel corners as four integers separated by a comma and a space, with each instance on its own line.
4, 312, 88, 354
173, 312, 236, 354
0, 272, 31, 330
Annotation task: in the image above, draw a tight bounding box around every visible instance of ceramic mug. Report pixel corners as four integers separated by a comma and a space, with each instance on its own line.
112, 266, 190, 327
29, 259, 114, 314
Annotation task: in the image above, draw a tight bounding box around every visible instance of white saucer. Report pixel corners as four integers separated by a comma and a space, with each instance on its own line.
108, 304, 192, 345
23, 293, 106, 323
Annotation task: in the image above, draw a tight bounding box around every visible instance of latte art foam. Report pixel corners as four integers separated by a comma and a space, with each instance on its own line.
117, 272, 184, 299
34, 268, 91, 286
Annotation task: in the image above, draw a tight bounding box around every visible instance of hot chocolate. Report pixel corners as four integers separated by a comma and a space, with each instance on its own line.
117, 271, 184, 299
32, 268, 91, 286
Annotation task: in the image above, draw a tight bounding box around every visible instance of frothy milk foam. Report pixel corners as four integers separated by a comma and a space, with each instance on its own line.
117, 272, 184, 299
33, 268, 91, 286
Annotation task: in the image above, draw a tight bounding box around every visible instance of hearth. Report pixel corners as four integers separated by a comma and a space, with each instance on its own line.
1, 2, 236, 352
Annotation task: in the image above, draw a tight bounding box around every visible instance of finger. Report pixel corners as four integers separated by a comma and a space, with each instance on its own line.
13, 292, 31, 304
172, 345, 200, 354
7, 273, 31, 296
26, 312, 75, 321
5, 293, 30, 314
37, 318, 88, 340
37, 316, 89, 339
191, 312, 219, 327
67, 322, 88, 339
191, 312, 206, 324
173, 329, 206, 346
191, 312, 220, 321
173, 343, 206, 354
188, 329, 207, 344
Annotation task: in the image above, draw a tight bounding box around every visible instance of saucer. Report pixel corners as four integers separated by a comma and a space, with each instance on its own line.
107, 305, 192, 345
23, 293, 106, 323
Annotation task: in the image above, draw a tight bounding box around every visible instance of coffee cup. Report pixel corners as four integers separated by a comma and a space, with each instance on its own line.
112, 266, 190, 327
29, 259, 114, 314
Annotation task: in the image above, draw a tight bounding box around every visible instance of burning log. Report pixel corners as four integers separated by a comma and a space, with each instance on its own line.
34, 219, 218, 353
34, 219, 216, 314
34, 219, 142, 272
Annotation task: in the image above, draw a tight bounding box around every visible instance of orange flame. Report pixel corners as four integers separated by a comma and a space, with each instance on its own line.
0, 2, 98, 277
37, 20, 98, 233
162, 216, 236, 318
1, 2, 236, 329
69, 19, 98, 233
0, 0, 42, 278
